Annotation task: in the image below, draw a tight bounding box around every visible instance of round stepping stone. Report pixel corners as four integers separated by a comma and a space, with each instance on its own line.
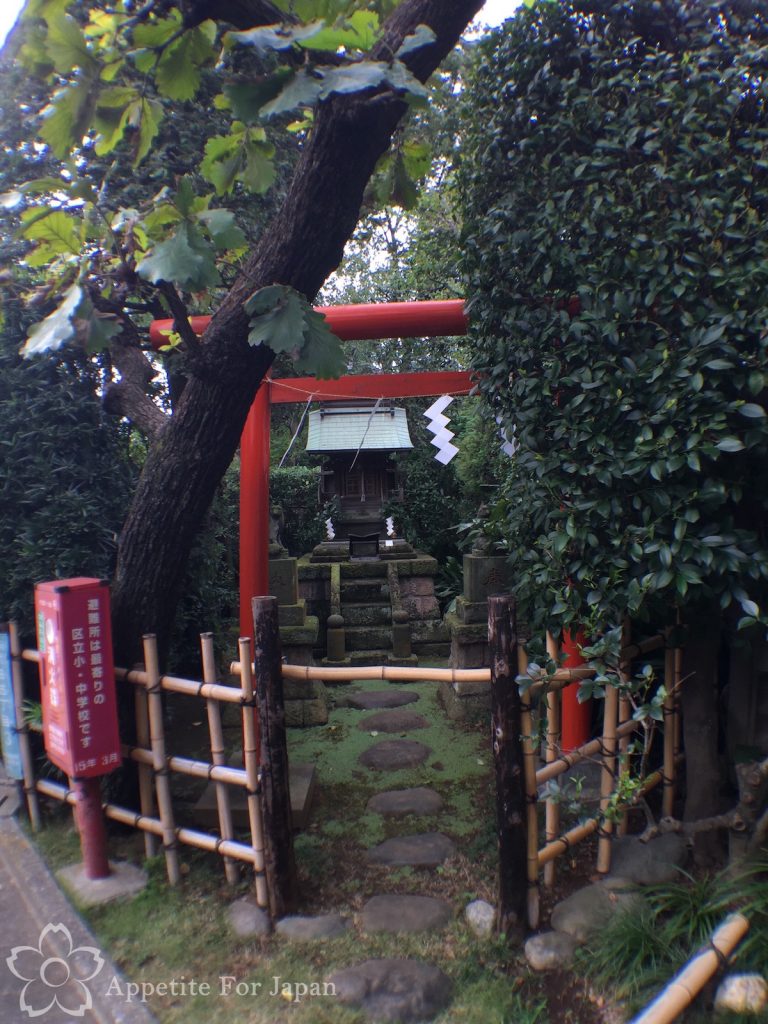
275, 913, 348, 940
359, 739, 430, 771
550, 881, 643, 942
525, 931, 579, 971
358, 708, 429, 733
347, 690, 419, 710
366, 787, 443, 818
361, 894, 452, 934
328, 958, 452, 1023
227, 896, 270, 937
367, 832, 456, 867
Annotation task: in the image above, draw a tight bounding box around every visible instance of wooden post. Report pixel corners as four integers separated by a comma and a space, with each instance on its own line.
597, 682, 619, 874
200, 633, 240, 885
9, 622, 40, 830
238, 637, 269, 908
488, 595, 527, 942
617, 618, 632, 836
518, 644, 540, 929
142, 634, 181, 886
252, 596, 298, 919
543, 631, 561, 886
134, 684, 158, 858
662, 646, 677, 818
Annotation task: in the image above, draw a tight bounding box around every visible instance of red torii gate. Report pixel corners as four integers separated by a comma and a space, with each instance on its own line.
149, 297, 590, 751
149, 299, 472, 638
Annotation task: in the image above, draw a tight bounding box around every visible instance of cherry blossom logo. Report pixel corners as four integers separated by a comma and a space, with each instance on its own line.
6, 923, 105, 1018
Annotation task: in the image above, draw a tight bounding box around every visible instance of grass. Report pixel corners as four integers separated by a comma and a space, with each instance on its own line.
577, 852, 768, 1017
27, 674, 553, 1024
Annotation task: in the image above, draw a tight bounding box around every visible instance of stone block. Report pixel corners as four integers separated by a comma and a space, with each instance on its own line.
284, 698, 328, 727
277, 600, 307, 626
463, 554, 512, 603
269, 557, 299, 605
454, 596, 489, 624
283, 678, 326, 701
400, 577, 437, 597
403, 595, 441, 620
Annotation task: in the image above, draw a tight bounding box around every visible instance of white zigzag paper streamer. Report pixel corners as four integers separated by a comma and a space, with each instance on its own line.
424, 395, 458, 464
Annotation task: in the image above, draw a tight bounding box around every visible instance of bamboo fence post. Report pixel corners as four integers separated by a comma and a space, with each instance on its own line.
142, 634, 181, 886
662, 646, 677, 817
517, 643, 540, 929
488, 596, 527, 941
617, 618, 632, 837
200, 633, 240, 885
238, 636, 269, 909
134, 680, 157, 858
596, 681, 619, 874
543, 631, 561, 886
630, 913, 749, 1024
673, 645, 682, 763
8, 622, 40, 830
252, 596, 298, 919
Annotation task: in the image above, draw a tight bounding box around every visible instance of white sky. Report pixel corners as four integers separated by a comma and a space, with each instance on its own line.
0, 1, 518, 51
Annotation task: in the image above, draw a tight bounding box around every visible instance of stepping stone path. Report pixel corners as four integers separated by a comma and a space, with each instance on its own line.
314, 684, 459, 1020
359, 738, 431, 770
328, 959, 453, 1023
367, 832, 456, 867
361, 894, 452, 934
347, 689, 420, 710
358, 708, 429, 732
366, 786, 443, 817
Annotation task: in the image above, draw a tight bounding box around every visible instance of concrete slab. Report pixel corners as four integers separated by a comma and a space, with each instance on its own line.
0, 814, 157, 1023
56, 861, 148, 908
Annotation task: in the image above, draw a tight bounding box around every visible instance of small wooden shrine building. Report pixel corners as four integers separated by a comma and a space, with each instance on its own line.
306, 402, 415, 559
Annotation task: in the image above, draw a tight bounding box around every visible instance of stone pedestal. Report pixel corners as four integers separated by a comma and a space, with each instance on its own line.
444, 553, 513, 715
269, 555, 321, 705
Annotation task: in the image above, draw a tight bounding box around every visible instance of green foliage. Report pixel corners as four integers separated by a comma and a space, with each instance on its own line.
7, 0, 436, 365
269, 465, 335, 555
461, 0, 768, 636
0, 299, 136, 642
578, 856, 768, 1011
245, 284, 344, 379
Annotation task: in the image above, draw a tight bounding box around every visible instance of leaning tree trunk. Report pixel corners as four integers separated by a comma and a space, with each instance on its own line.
110, 0, 485, 664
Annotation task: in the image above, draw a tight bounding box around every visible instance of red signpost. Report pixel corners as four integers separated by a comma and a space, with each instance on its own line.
35, 578, 122, 879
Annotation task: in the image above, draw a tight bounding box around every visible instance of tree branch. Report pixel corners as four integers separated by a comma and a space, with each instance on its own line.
158, 282, 201, 358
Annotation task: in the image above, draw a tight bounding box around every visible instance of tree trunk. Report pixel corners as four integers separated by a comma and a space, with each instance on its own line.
110, 0, 485, 664
681, 610, 725, 866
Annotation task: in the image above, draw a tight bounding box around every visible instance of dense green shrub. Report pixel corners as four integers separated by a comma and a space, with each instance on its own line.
270, 465, 334, 556
461, 0, 768, 636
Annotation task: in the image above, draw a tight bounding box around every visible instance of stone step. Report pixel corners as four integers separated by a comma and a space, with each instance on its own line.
359, 738, 431, 770
193, 761, 317, 830
348, 650, 421, 667
340, 602, 392, 626
345, 690, 420, 711
360, 894, 452, 935
367, 832, 457, 867
366, 787, 443, 817
328, 959, 452, 1023
344, 625, 394, 651
357, 709, 429, 733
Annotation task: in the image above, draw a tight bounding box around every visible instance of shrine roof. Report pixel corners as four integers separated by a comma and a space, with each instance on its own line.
306, 405, 413, 452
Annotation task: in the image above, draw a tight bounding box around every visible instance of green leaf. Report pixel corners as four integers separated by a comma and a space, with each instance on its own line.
319, 62, 388, 98
226, 22, 323, 54
128, 97, 163, 166
131, 12, 182, 49
93, 85, 138, 154
740, 598, 760, 618
299, 11, 379, 53
261, 70, 324, 117
716, 437, 745, 452
21, 282, 83, 357
195, 209, 246, 250
396, 24, 437, 58
155, 23, 216, 101
246, 284, 305, 354
45, 14, 98, 75
136, 222, 220, 291
21, 210, 83, 266
402, 139, 431, 180
242, 138, 277, 193
739, 403, 766, 418
40, 80, 97, 158
223, 72, 292, 123
295, 306, 344, 378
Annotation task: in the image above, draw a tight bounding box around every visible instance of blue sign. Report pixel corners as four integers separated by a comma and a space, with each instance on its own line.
0, 630, 23, 780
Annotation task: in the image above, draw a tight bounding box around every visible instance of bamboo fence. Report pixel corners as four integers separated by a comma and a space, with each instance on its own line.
16, 633, 269, 906
630, 913, 750, 1024
10, 619, 679, 924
